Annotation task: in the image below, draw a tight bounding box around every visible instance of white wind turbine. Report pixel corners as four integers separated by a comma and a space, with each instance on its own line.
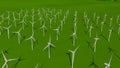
53, 26, 60, 40
109, 17, 113, 27
103, 13, 107, 22
30, 21, 35, 33
62, 15, 66, 24
116, 15, 120, 23
108, 28, 113, 42
96, 16, 100, 25
1, 51, 18, 68
13, 12, 18, 27
6, 11, 11, 25
104, 54, 113, 68
86, 18, 90, 29
0, 25, 3, 36
93, 34, 100, 53
66, 9, 69, 18
40, 22, 47, 37
20, 18, 26, 30
26, 32, 36, 51
60, 20, 64, 31
17, 12, 21, 20
13, 28, 22, 45
49, 18, 53, 28
35, 64, 38, 68
23, 10, 28, 19
118, 24, 120, 35
54, 14, 57, 23
83, 12, 87, 24
74, 22, 77, 33
68, 46, 80, 68
89, 24, 94, 38
43, 36, 55, 59
38, 16, 43, 26
101, 21, 105, 32
31, 14, 35, 22
93, 12, 96, 21
71, 30, 77, 46
3, 24, 12, 39
74, 11, 77, 20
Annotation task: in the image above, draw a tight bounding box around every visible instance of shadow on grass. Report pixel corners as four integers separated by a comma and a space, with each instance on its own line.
12, 57, 26, 68
64, 52, 72, 66
86, 40, 94, 52
88, 55, 99, 68
99, 33, 108, 41
107, 46, 120, 60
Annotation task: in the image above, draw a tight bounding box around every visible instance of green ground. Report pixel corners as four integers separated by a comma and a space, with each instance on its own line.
0, 0, 120, 68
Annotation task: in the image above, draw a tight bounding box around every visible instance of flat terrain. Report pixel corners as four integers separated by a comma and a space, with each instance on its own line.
0, 0, 120, 68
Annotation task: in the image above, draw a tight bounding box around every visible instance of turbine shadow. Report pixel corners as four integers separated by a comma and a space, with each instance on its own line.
64, 52, 72, 66
88, 55, 99, 68
12, 57, 26, 68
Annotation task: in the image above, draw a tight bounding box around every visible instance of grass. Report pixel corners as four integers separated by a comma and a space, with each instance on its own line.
0, 0, 120, 68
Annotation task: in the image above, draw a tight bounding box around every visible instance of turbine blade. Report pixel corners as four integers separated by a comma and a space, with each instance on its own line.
43, 45, 49, 51
2, 62, 7, 68
74, 45, 80, 52
8, 58, 17, 61
2, 52, 7, 61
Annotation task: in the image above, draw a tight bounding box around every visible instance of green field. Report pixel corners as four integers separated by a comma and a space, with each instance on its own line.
0, 0, 120, 68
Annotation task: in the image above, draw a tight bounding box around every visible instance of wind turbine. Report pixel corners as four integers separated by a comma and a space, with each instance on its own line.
93, 12, 96, 21
38, 16, 43, 26
104, 54, 113, 68
103, 13, 107, 22
3, 24, 12, 39
43, 36, 55, 59
20, 18, 26, 30
63, 15, 66, 24
13, 28, 22, 45
54, 14, 57, 23
1, 51, 18, 68
86, 18, 90, 29
49, 18, 53, 28
26, 32, 36, 51
13, 12, 18, 27
30, 21, 35, 33
17, 12, 21, 20
101, 21, 105, 32
71, 30, 77, 46
40, 22, 47, 37
83, 12, 87, 25
31, 8, 35, 18
0, 25, 3, 36
118, 24, 120, 35
65, 10, 68, 17
93, 34, 100, 53
68, 46, 80, 68
109, 17, 113, 27
108, 28, 113, 42
35, 64, 38, 68
116, 15, 120, 23
6, 11, 11, 25
89, 24, 94, 38
53, 26, 60, 40
96, 16, 100, 25
31, 14, 35, 22
37, 9, 41, 16
74, 11, 77, 23
73, 22, 77, 33
23, 10, 28, 19
60, 20, 64, 31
